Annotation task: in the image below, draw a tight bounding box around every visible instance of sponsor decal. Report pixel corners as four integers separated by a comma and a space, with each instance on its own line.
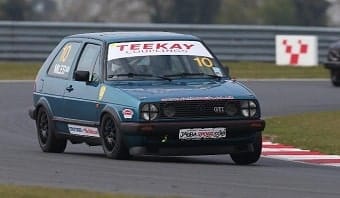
108, 41, 212, 60
161, 96, 234, 102
68, 124, 99, 137
122, 108, 134, 119
53, 63, 70, 75
179, 128, 226, 140
98, 85, 106, 100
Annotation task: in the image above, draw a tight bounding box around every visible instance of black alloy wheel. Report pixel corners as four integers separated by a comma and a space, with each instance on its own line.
36, 107, 67, 153
100, 114, 130, 159
230, 132, 262, 165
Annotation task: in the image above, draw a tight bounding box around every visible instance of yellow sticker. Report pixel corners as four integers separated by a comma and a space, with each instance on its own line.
193, 57, 213, 68
98, 85, 106, 100
109, 43, 118, 48
60, 44, 72, 63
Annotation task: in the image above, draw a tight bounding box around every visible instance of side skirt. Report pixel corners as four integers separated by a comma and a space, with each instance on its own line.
53, 116, 101, 146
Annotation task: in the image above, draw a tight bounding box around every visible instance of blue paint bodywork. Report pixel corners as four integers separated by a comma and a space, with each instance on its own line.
30, 32, 265, 155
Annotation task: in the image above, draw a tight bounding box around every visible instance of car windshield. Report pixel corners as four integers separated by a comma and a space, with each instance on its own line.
106, 40, 228, 80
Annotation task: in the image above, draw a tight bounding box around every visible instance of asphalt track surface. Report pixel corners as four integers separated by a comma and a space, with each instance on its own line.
0, 81, 340, 198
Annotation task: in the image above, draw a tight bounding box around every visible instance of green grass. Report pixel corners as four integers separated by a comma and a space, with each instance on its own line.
225, 62, 329, 79
0, 61, 330, 80
264, 111, 340, 155
0, 185, 178, 198
0, 61, 41, 80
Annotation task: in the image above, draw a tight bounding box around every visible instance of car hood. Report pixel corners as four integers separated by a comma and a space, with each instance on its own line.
112, 80, 256, 102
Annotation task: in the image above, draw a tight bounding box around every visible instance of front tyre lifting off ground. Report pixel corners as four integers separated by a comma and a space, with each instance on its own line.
230, 133, 262, 165
100, 114, 130, 159
36, 107, 67, 153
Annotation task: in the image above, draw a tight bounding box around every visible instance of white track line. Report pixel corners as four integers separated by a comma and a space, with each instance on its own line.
264, 155, 340, 160
262, 142, 279, 145
323, 163, 340, 167
262, 148, 307, 152
0, 80, 34, 83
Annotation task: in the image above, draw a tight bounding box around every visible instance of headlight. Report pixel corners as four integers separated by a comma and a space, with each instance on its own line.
141, 104, 159, 120
240, 101, 257, 117
224, 102, 238, 116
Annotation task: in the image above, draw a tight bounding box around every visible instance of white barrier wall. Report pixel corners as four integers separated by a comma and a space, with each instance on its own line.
275, 35, 318, 66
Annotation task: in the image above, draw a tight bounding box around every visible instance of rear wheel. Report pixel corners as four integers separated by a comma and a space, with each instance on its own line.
100, 114, 130, 159
230, 133, 262, 165
36, 107, 67, 153
331, 70, 340, 87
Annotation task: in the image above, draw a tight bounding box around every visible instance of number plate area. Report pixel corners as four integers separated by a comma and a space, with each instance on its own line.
179, 127, 227, 140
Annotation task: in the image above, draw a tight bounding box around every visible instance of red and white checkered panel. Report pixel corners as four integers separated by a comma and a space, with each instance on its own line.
276, 35, 318, 66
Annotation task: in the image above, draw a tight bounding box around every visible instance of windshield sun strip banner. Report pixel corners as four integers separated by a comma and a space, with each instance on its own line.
108, 41, 213, 60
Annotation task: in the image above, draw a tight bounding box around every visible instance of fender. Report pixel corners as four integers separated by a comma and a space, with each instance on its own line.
32, 96, 55, 120
100, 105, 122, 125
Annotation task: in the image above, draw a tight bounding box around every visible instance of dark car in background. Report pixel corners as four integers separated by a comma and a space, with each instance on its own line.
324, 40, 340, 86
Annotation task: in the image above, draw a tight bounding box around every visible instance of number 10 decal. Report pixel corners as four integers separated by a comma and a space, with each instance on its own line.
193, 57, 213, 68
60, 44, 72, 63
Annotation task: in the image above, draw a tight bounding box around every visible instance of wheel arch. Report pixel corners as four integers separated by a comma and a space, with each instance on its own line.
35, 97, 54, 119
99, 105, 122, 126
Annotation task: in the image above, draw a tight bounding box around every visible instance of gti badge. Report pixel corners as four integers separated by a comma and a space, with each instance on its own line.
213, 107, 225, 113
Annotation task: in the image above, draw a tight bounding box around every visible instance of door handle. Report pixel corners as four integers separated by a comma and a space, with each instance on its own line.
66, 85, 74, 92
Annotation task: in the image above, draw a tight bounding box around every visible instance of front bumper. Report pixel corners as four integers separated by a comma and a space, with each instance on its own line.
120, 119, 265, 135
28, 107, 36, 120
120, 119, 265, 156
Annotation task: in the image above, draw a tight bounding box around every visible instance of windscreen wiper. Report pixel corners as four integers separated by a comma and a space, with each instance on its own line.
164, 72, 222, 80
108, 73, 172, 81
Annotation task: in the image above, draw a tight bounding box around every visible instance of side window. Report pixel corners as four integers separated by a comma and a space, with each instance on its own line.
92, 57, 101, 82
48, 42, 81, 78
76, 44, 101, 81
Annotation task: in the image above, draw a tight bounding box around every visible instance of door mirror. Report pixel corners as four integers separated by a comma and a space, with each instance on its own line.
75, 70, 90, 82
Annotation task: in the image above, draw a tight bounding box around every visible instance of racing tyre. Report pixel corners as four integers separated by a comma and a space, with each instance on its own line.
100, 114, 130, 159
230, 133, 262, 165
36, 107, 67, 153
331, 70, 340, 87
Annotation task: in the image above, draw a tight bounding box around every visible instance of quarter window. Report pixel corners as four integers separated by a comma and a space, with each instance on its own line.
48, 42, 81, 78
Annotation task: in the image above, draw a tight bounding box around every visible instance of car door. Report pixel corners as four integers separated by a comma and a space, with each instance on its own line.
42, 41, 81, 118
62, 41, 103, 126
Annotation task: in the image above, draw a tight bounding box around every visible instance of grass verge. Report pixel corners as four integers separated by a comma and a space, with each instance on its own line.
0, 61, 330, 80
264, 111, 340, 155
225, 62, 329, 79
0, 61, 41, 80
0, 185, 177, 198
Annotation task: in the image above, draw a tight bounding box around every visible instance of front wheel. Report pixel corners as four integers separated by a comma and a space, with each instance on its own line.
331, 70, 340, 87
36, 107, 67, 153
230, 133, 262, 165
99, 114, 130, 159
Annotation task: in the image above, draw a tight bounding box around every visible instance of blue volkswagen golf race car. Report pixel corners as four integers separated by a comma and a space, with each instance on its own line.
29, 32, 265, 165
